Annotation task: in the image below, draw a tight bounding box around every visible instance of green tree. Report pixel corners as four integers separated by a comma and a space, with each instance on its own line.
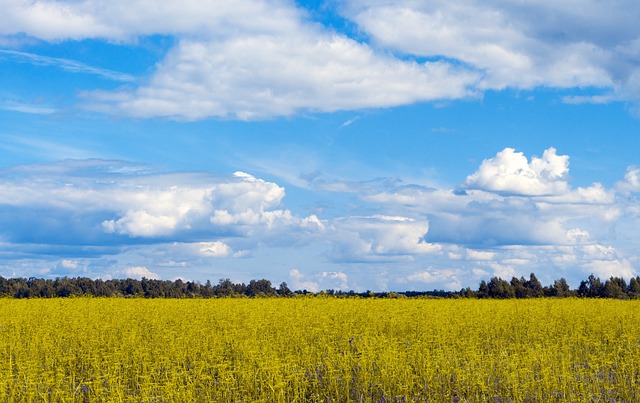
525, 273, 544, 298
215, 278, 237, 297
487, 277, 514, 299
603, 277, 627, 299
551, 278, 572, 298
510, 277, 528, 298
477, 280, 489, 298
628, 277, 640, 299
277, 282, 293, 297
247, 279, 276, 297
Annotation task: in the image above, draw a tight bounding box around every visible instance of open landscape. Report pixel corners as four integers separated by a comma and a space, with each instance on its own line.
2, 1, 640, 402
2, 297, 639, 402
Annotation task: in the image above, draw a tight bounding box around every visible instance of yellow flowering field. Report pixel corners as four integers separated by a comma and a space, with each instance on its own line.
1, 297, 639, 402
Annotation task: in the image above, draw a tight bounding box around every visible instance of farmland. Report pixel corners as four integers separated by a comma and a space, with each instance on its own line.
1, 298, 639, 402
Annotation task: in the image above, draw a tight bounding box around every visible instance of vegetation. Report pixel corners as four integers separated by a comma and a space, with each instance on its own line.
1, 273, 640, 298
1, 298, 639, 402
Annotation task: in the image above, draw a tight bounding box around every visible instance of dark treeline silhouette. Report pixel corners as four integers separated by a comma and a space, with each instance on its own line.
1, 273, 640, 299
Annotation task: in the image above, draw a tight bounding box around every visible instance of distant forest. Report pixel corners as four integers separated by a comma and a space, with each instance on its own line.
1, 273, 640, 299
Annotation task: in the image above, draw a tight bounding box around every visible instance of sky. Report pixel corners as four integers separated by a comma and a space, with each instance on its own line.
1, 0, 640, 292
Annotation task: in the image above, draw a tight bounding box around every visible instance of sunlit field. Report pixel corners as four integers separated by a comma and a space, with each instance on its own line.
1, 298, 639, 402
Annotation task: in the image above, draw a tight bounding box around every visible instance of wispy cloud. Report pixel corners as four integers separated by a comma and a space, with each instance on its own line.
340, 116, 360, 128
562, 94, 619, 104
0, 49, 135, 82
0, 101, 56, 115
0, 135, 96, 160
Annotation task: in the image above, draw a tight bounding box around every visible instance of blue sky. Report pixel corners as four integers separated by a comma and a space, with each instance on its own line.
1, 0, 640, 291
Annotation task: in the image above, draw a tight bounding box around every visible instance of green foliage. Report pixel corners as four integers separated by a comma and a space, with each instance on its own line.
1, 273, 640, 299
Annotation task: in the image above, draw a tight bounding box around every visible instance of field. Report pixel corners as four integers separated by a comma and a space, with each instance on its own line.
1, 298, 639, 402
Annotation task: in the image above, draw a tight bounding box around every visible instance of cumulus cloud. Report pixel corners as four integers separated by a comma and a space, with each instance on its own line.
289, 269, 319, 292
583, 259, 636, 280
88, 33, 477, 120
95, 170, 308, 240
466, 250, 496, 261
0, 160, 440, 273
103, 210, 179, 237
289, 268, 349, 292
1, 0, 640, 124
0, 160, 319, 247
343, 0, 640, 100
4, 0, 640, 118
0, 0, 300, 41
330, 215, 440, 262
47, 259, 86, 277
464, 147, 569, 196
0, 0, 477, 120
1, 0, 479, 120
324, 149, 620, 255
122, 266, 159, 280
347, 147, 640, 286
617, 167, 640, 193
404, 268, 462, 290
0, 149, 638, 289
198, 241, 232, 257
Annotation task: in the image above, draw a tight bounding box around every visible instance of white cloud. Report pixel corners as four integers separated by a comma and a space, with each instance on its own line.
320, 149, 627, 255
320, 271, 349, 290
472, 268, 490, 278
94, 169, 306, 239
0, 150, 639, 289
103, 210, 179, 237
405, 268, 462, 290
466, 250, 496, 261
89, 34, 477, 120
330, 215, 440, 262
0, 160, 318, 243
464, 147, 569, 196
123, 266, 159, 280
60, 259, 79, 270
349, 148, 640, 284
0, 100, 56, 115
288, 269, 349, 292
488, 263, 518, 280
0, 49, 135, 82
289, 268, 320, 292
566, 228, 591, 244
343, 0, 639, 100
0, 0, 299, 41
47, 259, 87, 277
3, 0, 479, 120
583, 259, 636, 280
617, 167, 640, 193
3, 0, 640, 120
198, 241, 232, 257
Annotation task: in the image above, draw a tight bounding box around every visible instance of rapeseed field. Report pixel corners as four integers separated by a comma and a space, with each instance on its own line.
1, 297, 639, 402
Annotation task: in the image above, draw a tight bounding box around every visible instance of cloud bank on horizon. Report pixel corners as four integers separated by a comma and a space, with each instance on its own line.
1, 0, 640, 291
0, 148, 638, 291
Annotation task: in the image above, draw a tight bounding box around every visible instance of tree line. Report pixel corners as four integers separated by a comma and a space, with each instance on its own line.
0, 273, 639, 299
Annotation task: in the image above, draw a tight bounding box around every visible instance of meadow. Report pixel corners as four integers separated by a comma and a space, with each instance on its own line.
1, 297, 639, 402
